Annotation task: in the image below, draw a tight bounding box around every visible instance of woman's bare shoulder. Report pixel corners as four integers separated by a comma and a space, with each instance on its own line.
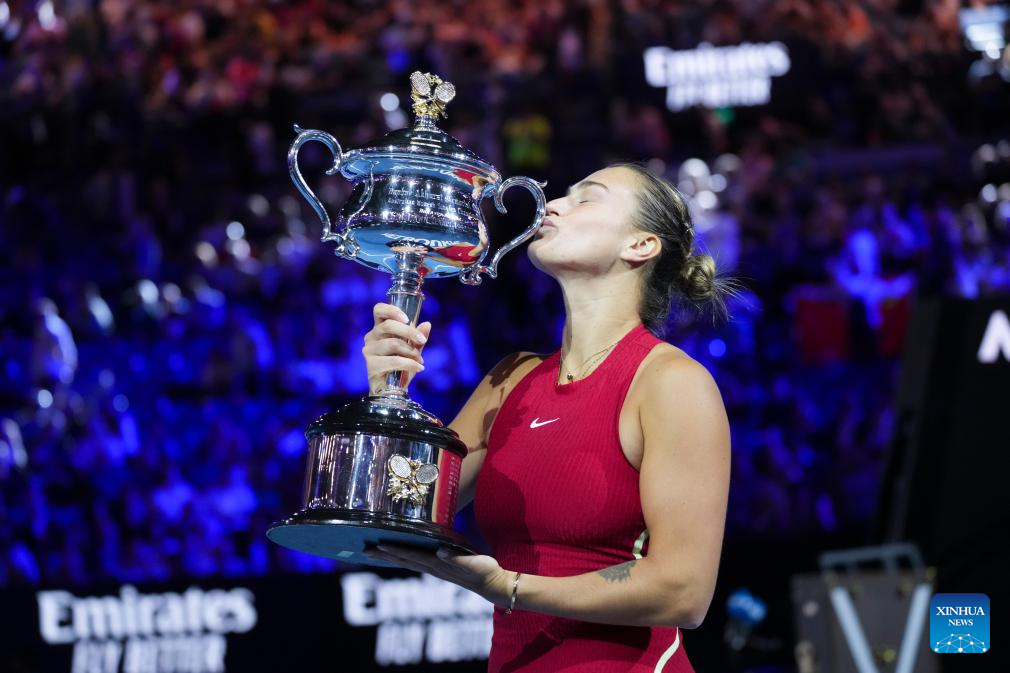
640, 340, 695, 370
487, 351, 548, 392
632, 342, 720, 401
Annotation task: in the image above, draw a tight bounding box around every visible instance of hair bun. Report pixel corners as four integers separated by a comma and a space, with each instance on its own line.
679, 253, 718, 304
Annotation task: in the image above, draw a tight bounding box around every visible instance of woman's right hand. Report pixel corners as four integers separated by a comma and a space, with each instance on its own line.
362, 303, 432, 396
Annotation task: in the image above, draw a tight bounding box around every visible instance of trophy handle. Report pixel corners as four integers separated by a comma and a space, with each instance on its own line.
460, 176, 547, 286
288, 125, 356, 258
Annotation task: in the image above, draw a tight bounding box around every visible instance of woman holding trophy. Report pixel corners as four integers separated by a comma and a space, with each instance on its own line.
363, 162, 733, 673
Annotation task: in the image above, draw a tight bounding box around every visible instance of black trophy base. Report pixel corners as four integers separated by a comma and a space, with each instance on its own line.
266, 508, 476, 568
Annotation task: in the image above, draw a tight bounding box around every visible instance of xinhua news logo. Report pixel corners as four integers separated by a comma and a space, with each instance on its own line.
930, 593, 989, 653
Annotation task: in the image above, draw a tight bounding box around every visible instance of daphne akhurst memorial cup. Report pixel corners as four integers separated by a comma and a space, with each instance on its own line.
266, 72, 546, 566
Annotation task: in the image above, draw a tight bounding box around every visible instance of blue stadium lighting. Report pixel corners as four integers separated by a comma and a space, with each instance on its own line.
36, 0, 56, 31
113, 395, 130, 413
226, 221, 246, 241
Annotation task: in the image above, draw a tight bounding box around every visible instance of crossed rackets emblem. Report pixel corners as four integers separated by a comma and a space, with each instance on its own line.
386, 455, 440, 506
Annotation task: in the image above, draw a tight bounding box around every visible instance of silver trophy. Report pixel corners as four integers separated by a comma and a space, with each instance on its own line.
267, 72, 546, 566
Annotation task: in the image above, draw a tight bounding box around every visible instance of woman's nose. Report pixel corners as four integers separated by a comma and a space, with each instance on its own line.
546, 198, 564, 216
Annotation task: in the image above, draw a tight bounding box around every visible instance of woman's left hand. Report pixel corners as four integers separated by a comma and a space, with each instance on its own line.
366, 544, 513, 606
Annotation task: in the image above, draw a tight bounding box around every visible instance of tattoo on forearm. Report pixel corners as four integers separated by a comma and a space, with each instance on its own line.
597, 560, 636, 583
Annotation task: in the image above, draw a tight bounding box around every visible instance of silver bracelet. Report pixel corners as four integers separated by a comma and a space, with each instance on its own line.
505, 572, 521, 615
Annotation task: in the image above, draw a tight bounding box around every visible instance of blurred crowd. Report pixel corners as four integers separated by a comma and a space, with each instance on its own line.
1, 0, 1009, 587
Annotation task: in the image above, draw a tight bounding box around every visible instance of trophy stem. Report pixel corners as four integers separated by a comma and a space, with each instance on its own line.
379, 251, 426, 397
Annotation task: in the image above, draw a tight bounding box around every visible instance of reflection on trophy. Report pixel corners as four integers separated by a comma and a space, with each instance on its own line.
266, 72, 546, 566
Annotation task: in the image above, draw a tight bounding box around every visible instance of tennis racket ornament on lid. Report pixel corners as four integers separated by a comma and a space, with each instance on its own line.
268, 72, 546, 566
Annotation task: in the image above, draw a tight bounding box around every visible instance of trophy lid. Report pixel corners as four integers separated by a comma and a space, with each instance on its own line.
339, 72, 500, 184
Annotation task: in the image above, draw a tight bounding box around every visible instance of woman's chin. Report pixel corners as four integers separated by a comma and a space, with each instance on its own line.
526, 244, 552, 274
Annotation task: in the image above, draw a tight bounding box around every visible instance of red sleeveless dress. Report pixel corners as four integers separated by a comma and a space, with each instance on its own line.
474, 324, 696, 673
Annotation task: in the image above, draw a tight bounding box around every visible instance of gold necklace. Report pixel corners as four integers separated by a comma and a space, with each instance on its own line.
558, 340, 620, 383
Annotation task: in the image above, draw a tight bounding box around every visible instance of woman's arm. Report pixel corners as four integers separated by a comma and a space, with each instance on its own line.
372, 353, 730, 630
514, 354, 731, 628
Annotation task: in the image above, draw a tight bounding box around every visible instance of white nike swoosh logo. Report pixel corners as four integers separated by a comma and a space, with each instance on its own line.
529, 417, 560, 429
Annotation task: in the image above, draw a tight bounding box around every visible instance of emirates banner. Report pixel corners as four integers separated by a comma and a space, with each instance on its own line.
0, 571, 492, 673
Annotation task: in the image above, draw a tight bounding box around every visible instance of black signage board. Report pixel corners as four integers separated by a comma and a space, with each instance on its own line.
0, 570, 492, 673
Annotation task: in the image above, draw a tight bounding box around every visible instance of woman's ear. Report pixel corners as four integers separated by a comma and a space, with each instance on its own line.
622, 233, 661, 265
